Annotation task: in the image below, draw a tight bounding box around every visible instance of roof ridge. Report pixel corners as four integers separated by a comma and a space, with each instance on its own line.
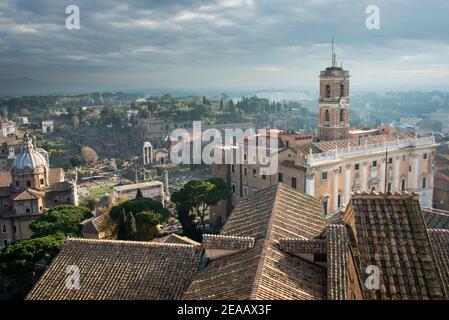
67, 237, 200, 248
249, 183, 284, 300
427, 228, 449, 233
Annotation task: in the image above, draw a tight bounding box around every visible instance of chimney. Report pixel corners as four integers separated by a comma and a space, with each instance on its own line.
164, 170, 170, 196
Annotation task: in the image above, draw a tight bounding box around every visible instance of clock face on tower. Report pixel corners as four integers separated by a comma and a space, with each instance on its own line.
339, 97, 346, 108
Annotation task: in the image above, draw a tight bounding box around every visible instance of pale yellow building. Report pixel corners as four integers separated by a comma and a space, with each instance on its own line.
211, 55, 437, 227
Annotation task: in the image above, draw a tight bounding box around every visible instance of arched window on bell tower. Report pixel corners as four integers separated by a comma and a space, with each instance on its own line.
340, 83, 344, 97
340, 109, 344, 122
324, 109, 330, 122
325, 85, 331, 98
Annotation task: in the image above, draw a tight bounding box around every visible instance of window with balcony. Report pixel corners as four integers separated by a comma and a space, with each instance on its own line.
321, 171, 328, 181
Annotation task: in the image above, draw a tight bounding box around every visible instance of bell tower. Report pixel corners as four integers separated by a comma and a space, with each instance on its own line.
317, 38, 350, 141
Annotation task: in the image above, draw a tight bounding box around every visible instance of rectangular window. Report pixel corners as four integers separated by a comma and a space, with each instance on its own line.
337, 194, 341, 208
243, 167, 247, 176
244, 154, 247, 161
322, 200, 328, 215
26, 208, 31, 213
40, 178, 44, 185
401, 179, 406, 191
3, 239, 9, 246
243, 186, 248, 197
372, 160, 377, 167
232, 184, 236, 194
262, 174, 266, 180
402, 155, 407, 161
423, 153, 428, 160
1, 224, 6, 233
321, 171, 328, 181
354, 163, 360, 171
325, 85, 331, 98
253, 169, 257, 177
231, 165, 235, 173
422, 176, 427, 189
387, 182, 392, 192
278, 172, 283, 183
26, 181, 31, 188
13, 225, 17, 234
291, 177, 297, 189
388, 157, 393, 164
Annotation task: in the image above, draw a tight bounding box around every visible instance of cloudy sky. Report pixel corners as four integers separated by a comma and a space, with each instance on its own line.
1, 0, 449, 92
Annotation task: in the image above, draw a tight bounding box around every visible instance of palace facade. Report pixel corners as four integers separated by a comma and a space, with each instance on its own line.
211, 53, 437, 227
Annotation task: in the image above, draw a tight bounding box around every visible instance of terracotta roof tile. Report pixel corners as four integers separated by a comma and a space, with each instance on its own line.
346, 193, 447, 299
428, 229, 449, 296
422, 208, 449, 229
184, 183, 327, 300
279, 238, 326, 254
326, 224, 349, 300
202, 234, 255, 250
153, 234, 201, 246
12, 188, 45, 201
26, 238, 202, 300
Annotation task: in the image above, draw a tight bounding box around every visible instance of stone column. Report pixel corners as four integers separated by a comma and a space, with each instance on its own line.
344, 164, 351, 207
411, 153, 419, 190
379, 158, 386, 193
333, 167, 340, 212
394, 156, 400, 191
305, 171, 315, 197
361, 161, 368, 192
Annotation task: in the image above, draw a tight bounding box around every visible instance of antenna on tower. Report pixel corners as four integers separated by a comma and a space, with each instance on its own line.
331, 36, 337, 67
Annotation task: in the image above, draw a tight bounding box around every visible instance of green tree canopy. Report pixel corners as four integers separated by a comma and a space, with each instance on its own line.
29, 205, 92, 238
0, 234, 65, 275
135, 211, 161, 241
117, 209, 137, 240
171, 178, 231, 232
110, 197, 169, 241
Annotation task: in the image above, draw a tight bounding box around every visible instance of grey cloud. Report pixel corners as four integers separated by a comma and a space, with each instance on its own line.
0, 0, 448, 90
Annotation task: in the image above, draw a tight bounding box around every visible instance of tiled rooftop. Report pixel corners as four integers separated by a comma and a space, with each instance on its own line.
184, 183, 328, 300
345, 192, 447, 299
202, 234, 255, 250
26, 238, 202, 300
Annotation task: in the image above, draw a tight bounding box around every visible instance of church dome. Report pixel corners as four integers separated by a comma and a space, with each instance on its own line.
12, 132, 48, 171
